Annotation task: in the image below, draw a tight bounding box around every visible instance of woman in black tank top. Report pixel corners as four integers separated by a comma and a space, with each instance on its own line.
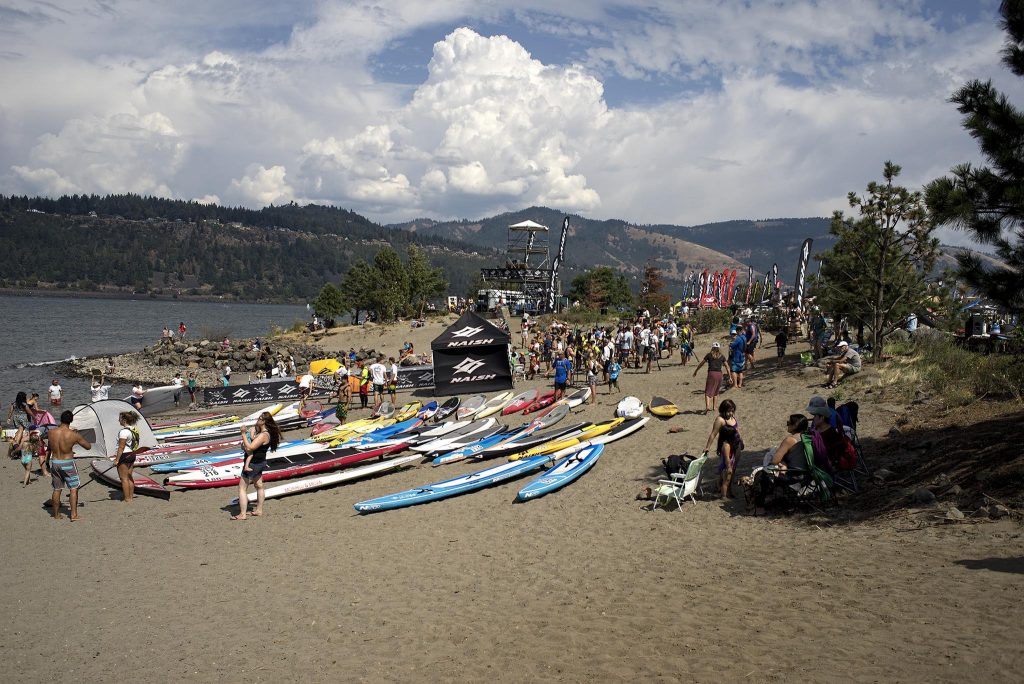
233, 412, 281, 520
704, 399, 743, 499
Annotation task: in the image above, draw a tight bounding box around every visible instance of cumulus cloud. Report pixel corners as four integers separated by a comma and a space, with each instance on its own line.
12, 110, 185, 197
228, 164, 294, 206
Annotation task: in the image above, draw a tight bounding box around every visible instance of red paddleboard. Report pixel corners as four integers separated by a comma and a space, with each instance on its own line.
521, 390, 555, 415
502, 389, 539, 416
166, 442, 411, 490
91, 459, 170, 500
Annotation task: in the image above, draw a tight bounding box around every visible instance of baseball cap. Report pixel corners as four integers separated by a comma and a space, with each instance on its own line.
711, 342, 720, 349
837, 341, 849, 347
805, 395, 831, 417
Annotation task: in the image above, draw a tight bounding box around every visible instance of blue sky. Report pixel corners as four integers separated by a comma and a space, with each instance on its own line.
0, 0, 1019, 248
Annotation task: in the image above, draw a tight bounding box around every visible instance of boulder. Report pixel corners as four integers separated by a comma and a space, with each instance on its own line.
232, 351, 243, 361
184, 346, 199, 354
199, 339, 210, 347
944, 506, 965, 522
912, 488, 936, 505
187, 361, 200, 369
173, 343, 186, 353
245, 351, 258, 361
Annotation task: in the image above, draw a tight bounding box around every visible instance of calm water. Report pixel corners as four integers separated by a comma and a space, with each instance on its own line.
0, 295, 308, 410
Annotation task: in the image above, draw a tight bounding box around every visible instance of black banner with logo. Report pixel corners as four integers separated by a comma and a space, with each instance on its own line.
202, 365, 436, 406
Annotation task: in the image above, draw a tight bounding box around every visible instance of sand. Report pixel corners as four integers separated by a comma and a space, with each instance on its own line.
2, 317, 1022, 682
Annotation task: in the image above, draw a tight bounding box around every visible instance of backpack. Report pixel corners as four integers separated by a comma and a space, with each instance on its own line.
663, 453, 695, 478
836, 433, 859, 471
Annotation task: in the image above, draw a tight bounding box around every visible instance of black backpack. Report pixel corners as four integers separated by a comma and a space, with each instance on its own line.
663, 453, 695, 478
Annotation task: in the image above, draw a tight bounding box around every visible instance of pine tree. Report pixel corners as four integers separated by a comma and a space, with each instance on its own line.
405, 245, 448, 317
926, 0, 1024, 311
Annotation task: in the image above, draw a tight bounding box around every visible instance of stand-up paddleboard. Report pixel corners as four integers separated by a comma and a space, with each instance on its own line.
516, 444, 605, 501
415, 419, 471, 440
373, 401, 395, 419
522, 390, 556, 414
126, 385, 179, 416
475, 391, 515, 419
417, 401, 439, 420
433, 397, 460, 422
91, 459, 170, 500
455, 394, 486, 420
501, 389, 538, 415
150, 438, 311, 472
432, 430, 518, 465
150, 413, 226, 429
507, 418, 622, 461
474, 421, 590, 462
152, 415, 237, 432
165, 442, 409, 489
354, 455, 552, 513
529, 402, 570, 424
331, 417, 422, 448
313, 417, 385, 442
233, 454, 423, 503
410, 418, 500, 453
394, 401, 422, 421
649, 397, 679, 417
565, 387, 591, 408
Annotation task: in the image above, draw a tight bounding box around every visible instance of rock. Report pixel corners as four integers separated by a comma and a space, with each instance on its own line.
989, 504, 1011, 519
173, 342, 186, 353
873, 468, 894, 482
187, 361, 199, 369
913, 488, 936, 505
889, 426, 902, 436
944, 506, 965, 522
933, 474, 952, 488
199, 340, 210, 347
947, 484, 963, 497
245, 351, 257, 361
184, 346, 198, 354
232, 352, 243, 361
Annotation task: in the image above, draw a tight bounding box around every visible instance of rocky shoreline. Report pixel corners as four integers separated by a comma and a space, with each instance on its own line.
59, 337, 323, 387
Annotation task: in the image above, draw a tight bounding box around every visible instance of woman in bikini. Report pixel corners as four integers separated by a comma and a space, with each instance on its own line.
704, 399, 743, 498
113, 411, 142, 503
233, 412, 281, 520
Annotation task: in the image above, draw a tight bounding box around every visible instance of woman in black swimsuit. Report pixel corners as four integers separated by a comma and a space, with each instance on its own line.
233, 412, 281, 520
704, 399, 743, 498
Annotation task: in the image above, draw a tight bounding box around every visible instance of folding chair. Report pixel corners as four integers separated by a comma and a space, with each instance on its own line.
511, 363, 527, 384
651, 453, 709, 510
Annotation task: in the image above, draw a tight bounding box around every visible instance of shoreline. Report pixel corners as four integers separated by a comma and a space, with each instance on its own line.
0, 286, 305, 305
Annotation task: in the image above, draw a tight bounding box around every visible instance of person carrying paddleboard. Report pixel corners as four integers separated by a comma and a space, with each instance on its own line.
233, 412, 281, 520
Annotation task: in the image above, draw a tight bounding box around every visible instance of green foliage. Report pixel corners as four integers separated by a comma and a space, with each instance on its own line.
639, 263, 671, 313
370, 247, 410, 322
815, 162, 939, 360
311, 283, 346, 321
925, 0, 1024, 311
339, 259, 375, 323
688, 308, 734, 334
568, 266, 633, 309
405, 245, 448, 316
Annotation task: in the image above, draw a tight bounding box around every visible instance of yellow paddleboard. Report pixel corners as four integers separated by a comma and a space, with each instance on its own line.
509, 418, 624, 460
393, 401, 422, 421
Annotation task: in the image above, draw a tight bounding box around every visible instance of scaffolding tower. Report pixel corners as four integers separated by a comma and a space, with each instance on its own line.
480, 219, 557, 312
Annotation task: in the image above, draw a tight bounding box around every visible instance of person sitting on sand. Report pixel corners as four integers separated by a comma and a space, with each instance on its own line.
233, 412, 281, 520
113, 411, 142, 503
824, 341, 861, 388
47, 410, 91, 521
704, 399, 743, 499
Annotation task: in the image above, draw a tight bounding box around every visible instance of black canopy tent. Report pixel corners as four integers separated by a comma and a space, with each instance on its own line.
431, 311, 513, 395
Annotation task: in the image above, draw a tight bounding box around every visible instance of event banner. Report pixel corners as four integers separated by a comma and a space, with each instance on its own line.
203, 365, 435, 406
794, 238, 813, 311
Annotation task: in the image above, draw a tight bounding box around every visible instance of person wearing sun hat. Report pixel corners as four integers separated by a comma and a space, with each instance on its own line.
824, 340, 861, 388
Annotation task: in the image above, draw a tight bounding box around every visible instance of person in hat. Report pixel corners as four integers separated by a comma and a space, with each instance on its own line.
824, 340, 861, 388
693, 341, 731, 414
806, 396, 841, 473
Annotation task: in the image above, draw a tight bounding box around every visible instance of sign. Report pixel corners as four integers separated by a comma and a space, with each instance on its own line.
202, 365, 435, 406
480, 268, 552, 281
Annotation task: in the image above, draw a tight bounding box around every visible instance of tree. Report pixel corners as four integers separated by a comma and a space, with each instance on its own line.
568, 266, 633, 309
369, 247, 410, 322
405, 245, 448, 316
311, 283, 345, 322
816, 162, 939, 360
925, 0, 1024, 311
339, 259, 374, 324
638, 263, 671, 313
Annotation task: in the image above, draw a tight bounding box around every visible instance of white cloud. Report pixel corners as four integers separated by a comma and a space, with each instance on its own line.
228, 164, 294, 206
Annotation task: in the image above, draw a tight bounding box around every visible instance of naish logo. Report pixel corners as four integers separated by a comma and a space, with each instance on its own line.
451, 325, 484, 338
453, 357, 486, 375
450, 356, 497, 383
447, 325, 493, 347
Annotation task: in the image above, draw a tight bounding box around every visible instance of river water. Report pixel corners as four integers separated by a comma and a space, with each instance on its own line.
0, 295, 308, 412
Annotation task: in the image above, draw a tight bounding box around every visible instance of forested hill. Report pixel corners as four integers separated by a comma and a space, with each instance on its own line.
0, 195, 494, 301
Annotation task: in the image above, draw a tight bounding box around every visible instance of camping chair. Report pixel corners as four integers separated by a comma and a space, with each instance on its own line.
836, 401, 870, 478
651, 453, 709, 511
511, 362, 527, 384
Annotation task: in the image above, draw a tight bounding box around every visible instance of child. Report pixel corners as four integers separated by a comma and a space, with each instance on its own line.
680, 339, 694, 366
608, 360, 622, 394
775, 329, 788, 368
586, 355, 599, 404
20, 432, 39, 486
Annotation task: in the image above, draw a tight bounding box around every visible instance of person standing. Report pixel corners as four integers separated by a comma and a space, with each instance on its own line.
47, 379, 63, 407
129, 383, 145, 410
221, 362, 232, 387
187, 372, 199, 411
6, 391, 32, 457
549, 351, 572, 401
369, 356, 387, 411
178, 321, 187, 339
387, 356, 399, 404
692, 342, 731, 414
704, 399, 743, 499
90, 374, 111, 402
744, 319, 760, 370
161, 326, 173, 346
171, 372, 184, 407
113, 411, 141, 503
335, 360, 351, 406
18, 430, 39, 486
607, 358, 622, 394
729, 330, 747, 388
357, 360, 370, 410
586, 354, 599, 404
232, 412, 281, 520
47, 410, 91, 521
775, 328, 788, 368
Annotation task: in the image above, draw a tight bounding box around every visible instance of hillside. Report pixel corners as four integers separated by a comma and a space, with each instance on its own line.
0, 195, 495, 302
393, 208, 833, 285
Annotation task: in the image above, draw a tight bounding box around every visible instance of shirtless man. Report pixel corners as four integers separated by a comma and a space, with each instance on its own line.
47, 410, 91, 521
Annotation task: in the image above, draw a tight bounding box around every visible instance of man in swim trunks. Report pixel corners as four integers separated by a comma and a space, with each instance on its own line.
47, 410, 91, 521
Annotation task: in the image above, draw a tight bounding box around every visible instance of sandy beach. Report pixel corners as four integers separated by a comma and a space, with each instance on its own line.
2, 317, 1022, 682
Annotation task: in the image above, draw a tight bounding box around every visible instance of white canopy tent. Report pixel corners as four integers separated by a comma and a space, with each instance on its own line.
509, 219, 548, 231
70, 400, 158, 459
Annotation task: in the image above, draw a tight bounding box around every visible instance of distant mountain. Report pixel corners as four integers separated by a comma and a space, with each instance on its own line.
392, 208, 835, 287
